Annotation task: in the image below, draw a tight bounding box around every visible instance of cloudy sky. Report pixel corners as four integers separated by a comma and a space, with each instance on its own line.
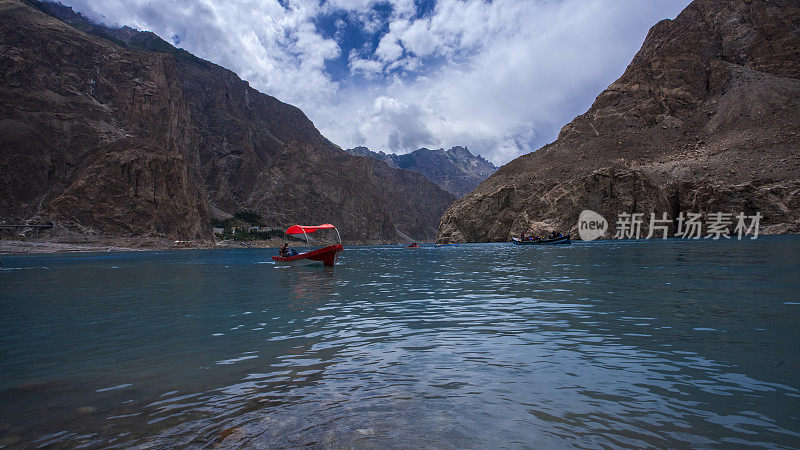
57, 0, 690, 165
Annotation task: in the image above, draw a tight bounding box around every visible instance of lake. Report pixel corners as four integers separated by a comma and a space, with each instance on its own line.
1, 238, 799, 448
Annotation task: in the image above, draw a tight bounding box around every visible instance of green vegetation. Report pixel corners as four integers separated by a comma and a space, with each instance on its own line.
211, 211, 301, 242
232, 210, 262, 224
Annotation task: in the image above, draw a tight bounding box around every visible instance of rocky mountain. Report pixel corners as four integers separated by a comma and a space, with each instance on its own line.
0, 0, 456, 243
346, 146, 497, 197
438, 0, 800, 243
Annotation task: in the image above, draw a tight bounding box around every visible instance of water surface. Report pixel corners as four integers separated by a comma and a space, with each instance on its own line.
1, 238, 799, 447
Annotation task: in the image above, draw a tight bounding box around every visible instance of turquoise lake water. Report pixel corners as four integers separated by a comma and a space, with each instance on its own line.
1, 238, 799, 448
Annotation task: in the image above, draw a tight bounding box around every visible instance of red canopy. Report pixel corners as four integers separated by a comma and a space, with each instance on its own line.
285, 224, 336, 235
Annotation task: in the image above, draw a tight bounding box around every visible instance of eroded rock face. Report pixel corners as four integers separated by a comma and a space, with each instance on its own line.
0, 0, 203, 239
46, 139, 210, 239
438, 0, 800, 242
0, 0, 455, 242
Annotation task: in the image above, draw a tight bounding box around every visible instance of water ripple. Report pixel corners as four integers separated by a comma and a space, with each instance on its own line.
0, 239, 798, 447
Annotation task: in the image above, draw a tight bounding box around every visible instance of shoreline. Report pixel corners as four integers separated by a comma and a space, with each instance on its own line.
0, 237, 286, 255
3, 232, 797, 256
0, 236, 405, 255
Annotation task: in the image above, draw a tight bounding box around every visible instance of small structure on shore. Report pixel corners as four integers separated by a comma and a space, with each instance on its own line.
0, 222, 54, 238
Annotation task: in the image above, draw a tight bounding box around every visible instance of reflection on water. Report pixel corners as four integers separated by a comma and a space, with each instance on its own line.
1, 238, 799, 447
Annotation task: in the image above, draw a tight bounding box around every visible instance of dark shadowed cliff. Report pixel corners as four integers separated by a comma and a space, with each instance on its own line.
0, 0, 455, 243
346, 146, 497, 197
438, 0, 800, 242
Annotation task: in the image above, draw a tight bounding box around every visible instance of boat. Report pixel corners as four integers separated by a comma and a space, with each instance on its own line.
406, 243, 421, 248
512, 234, 571, 245
272, 224, 343, 266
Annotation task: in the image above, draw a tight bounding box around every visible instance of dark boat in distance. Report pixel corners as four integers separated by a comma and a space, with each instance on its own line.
512, 235, 571, 245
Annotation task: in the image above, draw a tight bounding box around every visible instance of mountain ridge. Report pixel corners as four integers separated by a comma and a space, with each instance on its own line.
0, 0, 456, 243
346, 146, 497, 197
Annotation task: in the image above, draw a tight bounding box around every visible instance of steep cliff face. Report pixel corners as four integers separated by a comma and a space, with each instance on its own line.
0, 0, 455, 242
0, 0, 208, 239
438, 0, 800, 242
346, 146, 497, 197
45, 139, 210, 238
247, 142, 455, 243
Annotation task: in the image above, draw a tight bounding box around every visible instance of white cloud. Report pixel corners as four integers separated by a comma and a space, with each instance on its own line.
375, 33, 404, 62
348, 51, 384, 78
56, 0, 691, 165
357, 96, 440, 151
323, 0, 692, 164
399, 20, 439, 57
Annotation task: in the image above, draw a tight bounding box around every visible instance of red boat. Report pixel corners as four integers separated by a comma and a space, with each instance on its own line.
272, 224, 343, 266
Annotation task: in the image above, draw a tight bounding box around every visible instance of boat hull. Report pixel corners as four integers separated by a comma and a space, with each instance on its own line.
272, 244, 343, 266
512, 236, 571, 245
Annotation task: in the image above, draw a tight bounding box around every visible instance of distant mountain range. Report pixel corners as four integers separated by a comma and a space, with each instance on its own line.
346, 146, 497, 197
0, 0, 457, 243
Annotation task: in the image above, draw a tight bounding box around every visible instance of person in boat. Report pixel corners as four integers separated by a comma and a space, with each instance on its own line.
279, 242, 290, 257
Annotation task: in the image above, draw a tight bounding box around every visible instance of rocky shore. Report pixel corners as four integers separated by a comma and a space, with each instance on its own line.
0, 236, 292, 255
